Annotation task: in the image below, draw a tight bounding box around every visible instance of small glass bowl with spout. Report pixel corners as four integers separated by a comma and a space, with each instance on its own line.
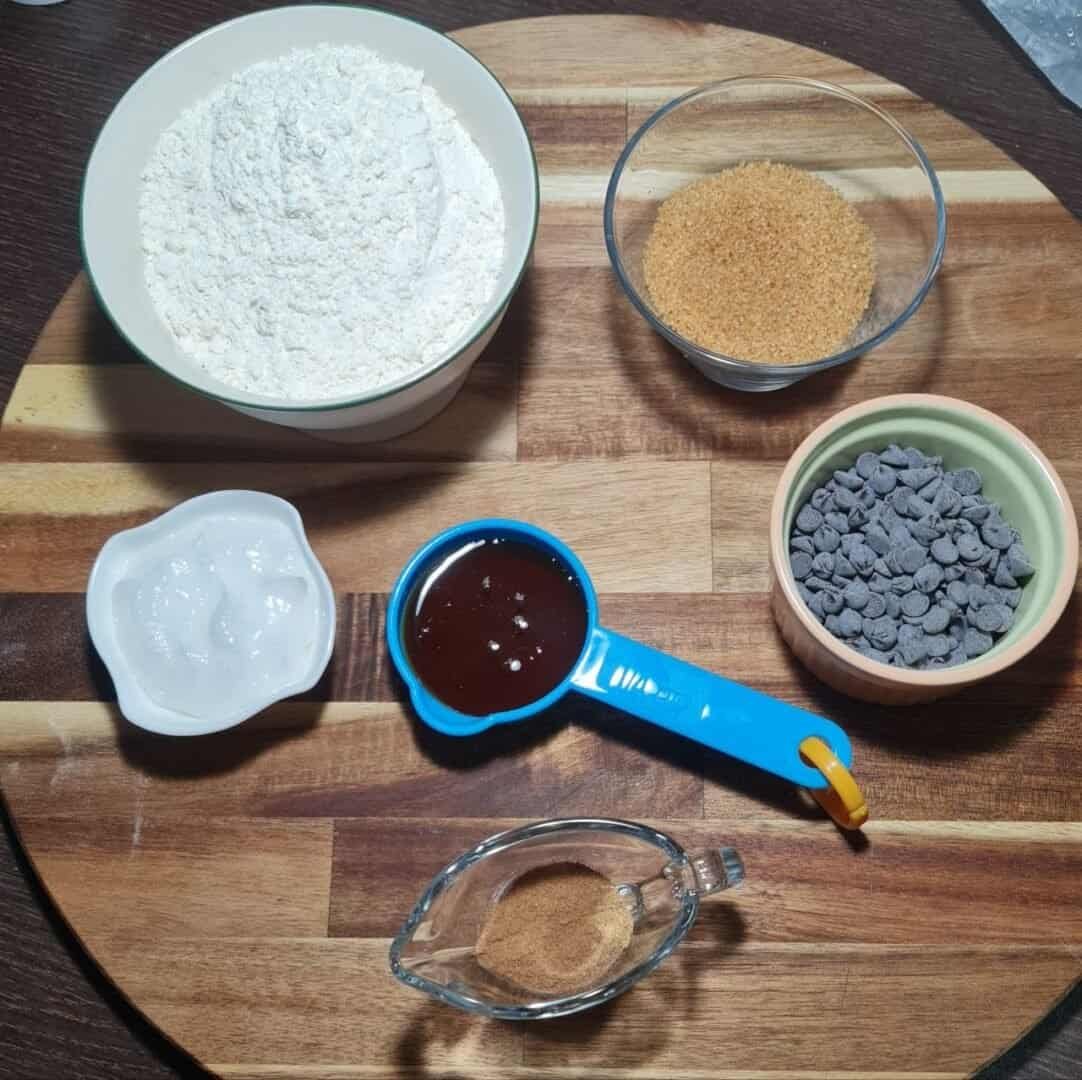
389, 818, 745, 1020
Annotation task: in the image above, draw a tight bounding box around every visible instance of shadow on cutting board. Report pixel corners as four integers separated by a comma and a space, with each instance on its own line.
783, 590, 1080, 761
81, 270, 532, 469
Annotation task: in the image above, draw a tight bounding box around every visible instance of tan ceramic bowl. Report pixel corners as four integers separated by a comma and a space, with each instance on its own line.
769, 394, 1078, 705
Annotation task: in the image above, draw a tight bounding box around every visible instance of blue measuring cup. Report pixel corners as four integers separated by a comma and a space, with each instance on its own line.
387, 518, 858, 799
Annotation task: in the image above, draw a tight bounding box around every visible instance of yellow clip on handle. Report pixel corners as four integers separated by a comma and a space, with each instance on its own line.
799, 736, 869, 830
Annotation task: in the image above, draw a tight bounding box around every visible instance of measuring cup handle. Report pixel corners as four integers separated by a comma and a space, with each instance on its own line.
569, 627, 850, 789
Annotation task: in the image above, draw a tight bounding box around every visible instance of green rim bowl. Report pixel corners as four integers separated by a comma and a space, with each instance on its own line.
80, 4, 539, 441
769, 394, 1078, 705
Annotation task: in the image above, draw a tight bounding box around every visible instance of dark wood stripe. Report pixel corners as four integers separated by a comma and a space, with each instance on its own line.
328, 816, 1082, 943
7, 591, 1076, 703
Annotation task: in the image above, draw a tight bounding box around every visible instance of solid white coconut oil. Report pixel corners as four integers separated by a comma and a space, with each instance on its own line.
111, 513, 320, 719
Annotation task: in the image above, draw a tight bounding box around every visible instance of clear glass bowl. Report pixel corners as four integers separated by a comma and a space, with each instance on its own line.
604, 76, 947, 391
389, 818, 744, 1020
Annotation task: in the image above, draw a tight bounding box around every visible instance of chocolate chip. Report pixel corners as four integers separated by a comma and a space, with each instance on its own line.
833, 486, 859, 511
911, 515, 945, 544
880, 445, 910, 468
869, 464, 898, 495
838, 609, 863, 637
868, 573, 892, 594
964, 627, 994, 658
834, 554, 856, 578
825, 511, 849, 534
813, 525, 841, 553
850, 543, 877, 575
791, 552, 813, 579
947, 580, 970, 606
926, 633, 952, 658
901, 591, 930, 617
834, 469, 865, 491
899, 467, 939, 490
907, 494, 934, 519
820, 588, 844, 614
864, 594, 887, 619
946, 468, 982, 496
957, 534, 984, 563
889, 574, 915, 596
921, 605, 951, 634
963, 567, 986, 586
914, 563, 944, 593
930, 537, 958, 565
863, 616, 898, 650
918, 477, 943, 501
884, 594, 902, 619
811, 487, 834, 513
791, 535, 815, 556
960, 504, 991, 525
865, 525, 891, 556
932, 484, 963, 517
981, 517, 1014, 551
824, 613, 842, 634
795, 505, 822, 533
847, 506, 870, 529
889, 486, 916, 516
843, 580, 871, 611
856, 451, 880, 479
898, 544, 927, 574
1006, 543, 1035, 578
812, 552, 835, 577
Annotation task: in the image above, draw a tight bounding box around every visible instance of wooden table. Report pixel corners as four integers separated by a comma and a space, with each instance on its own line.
3, 3, 1082, 1078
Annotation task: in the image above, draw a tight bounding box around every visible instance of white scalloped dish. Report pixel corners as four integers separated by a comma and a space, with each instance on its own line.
86, 490, 336, 736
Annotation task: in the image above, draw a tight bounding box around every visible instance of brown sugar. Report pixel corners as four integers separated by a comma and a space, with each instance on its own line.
642, 161, 875, 364
475, 862, 634, 997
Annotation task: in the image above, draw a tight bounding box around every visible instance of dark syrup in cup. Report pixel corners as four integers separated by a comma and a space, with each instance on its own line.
403, 536, 588, 716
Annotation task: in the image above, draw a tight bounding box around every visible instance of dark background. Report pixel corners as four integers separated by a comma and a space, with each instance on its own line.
2, 1, 1081, 1077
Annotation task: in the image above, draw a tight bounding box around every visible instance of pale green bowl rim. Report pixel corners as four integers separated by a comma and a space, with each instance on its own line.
770, 394, 1078, 687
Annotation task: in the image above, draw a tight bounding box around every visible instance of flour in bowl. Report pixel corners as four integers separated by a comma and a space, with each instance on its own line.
139, 44, 506, 401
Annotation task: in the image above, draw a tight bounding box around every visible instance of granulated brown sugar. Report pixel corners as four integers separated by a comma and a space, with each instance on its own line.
642, 161, 874, 364
475, 862, 634, 997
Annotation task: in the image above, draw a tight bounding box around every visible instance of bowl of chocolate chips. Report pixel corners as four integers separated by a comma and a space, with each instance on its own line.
769, 394, 1078, 705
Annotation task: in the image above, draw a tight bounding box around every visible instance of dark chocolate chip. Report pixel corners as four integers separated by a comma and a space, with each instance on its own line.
964, 627, 994, 657
930, 536, 958, 565
914, 563, 944, 593
921, 605, 951, 634
946, 468, 982, 496
791, 552, 813, 579
901, 591, 930, 617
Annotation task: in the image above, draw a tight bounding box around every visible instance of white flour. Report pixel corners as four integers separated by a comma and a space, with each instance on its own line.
140, 44, 506, 401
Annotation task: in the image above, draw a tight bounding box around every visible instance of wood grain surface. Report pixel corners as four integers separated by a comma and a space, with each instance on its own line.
3, 5, 1082, 1080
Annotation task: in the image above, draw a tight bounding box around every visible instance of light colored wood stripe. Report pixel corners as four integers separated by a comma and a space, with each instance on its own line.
329, 816, 1082, 944
515, 266, 1082, 461
541, 167, 1054, 205
19, 816, 333, 939
455, 17, 896, 89
0, 460, 712, 593
519, 944, 1077, 1074
0, 702, 704, 823
0, 363, 517, 462
93, 936, 523, 1071
86, 935, 1075, 1075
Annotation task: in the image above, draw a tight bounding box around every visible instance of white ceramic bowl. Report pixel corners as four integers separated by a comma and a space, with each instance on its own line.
87, 491, 336, 736
81, 5, 538, 441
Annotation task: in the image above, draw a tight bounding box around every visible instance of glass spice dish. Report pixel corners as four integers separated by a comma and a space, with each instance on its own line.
389, 818, 745, 1020
604, 75, 947, 391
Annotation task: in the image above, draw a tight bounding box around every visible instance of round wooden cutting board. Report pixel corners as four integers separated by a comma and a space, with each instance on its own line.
2, 15, 1081, 1080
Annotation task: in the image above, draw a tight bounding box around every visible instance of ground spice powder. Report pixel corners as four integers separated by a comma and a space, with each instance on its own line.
475, 862, 634, 997
642, 161, 875, 364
